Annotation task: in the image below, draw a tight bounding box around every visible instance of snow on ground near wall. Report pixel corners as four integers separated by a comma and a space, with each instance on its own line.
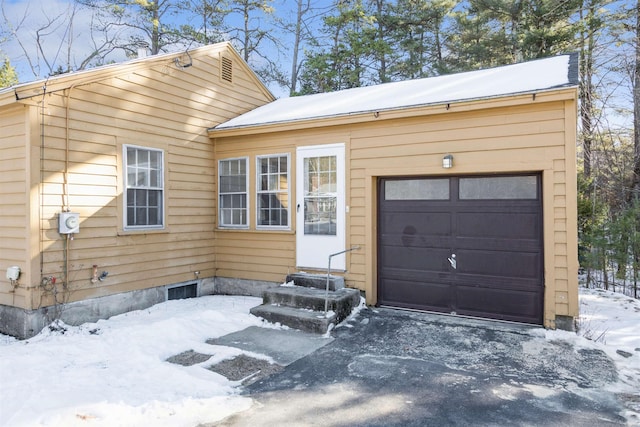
0, 289, 638, 426
551, 287, 640, 412
0, 296, 267, 427
578, 287, 640, 352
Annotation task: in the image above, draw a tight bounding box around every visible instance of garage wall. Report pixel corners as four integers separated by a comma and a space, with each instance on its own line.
350, 96, 578, 328
212, 90, 579, 328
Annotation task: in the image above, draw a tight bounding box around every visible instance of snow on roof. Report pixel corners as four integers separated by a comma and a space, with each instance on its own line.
216, 53, 578, 130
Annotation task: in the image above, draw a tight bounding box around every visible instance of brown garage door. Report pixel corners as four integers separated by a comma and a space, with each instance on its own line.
378, 174, 543, 324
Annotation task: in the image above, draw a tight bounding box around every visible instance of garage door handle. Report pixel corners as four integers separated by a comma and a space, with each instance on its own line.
448, 254, 457, 269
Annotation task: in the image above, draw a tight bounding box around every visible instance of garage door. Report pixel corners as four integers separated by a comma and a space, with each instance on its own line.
378, 174, 543, 324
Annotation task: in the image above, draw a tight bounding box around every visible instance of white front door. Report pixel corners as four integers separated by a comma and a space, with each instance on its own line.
296, 144, 346, 270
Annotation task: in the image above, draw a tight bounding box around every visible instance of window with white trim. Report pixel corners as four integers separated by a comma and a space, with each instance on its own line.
124, 145, 164, 229
257, 154, 289, 228
219, 158, 248, 227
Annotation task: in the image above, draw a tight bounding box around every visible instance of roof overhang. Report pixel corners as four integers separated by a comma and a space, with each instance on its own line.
0, 42, 274, 108
208, 86, 578, 138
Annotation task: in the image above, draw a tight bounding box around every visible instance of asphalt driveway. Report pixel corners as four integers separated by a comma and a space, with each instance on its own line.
209, 307, 629, 426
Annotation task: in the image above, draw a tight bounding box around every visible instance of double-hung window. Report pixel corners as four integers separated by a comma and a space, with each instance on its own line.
219, 158, 248, 227
124, 145, 164, 229
257, 154, 289, 228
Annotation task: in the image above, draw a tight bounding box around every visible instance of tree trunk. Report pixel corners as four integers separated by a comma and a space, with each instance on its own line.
579, 1, 596, 179
151, 4, 160, 54
289, 0, 303, 94
633, 0, 640, 200
374, 0, 386, 83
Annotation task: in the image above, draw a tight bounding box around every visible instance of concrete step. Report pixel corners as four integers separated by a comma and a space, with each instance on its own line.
249, 304, 337, 334
263, 286, 360, 322
285, 273, 345, 291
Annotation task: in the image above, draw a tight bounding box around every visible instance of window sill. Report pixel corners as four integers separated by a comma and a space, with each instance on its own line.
118, 227, 168, 236
216, 227, 294, 235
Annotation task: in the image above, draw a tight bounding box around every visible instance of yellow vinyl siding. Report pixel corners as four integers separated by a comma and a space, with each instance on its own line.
0, 105, 29, 308
0, 44, 272, 310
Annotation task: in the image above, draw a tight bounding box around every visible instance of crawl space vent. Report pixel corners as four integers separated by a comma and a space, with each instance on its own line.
221, 57, 233, 83
167, 283, 197, 300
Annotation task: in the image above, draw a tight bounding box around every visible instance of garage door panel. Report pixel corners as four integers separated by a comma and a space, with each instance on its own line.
455, 286, 542, 323
379, 278, 452, 312
456, 250, 541, 279
454, 274, 542, 291
380, 246, 450, 272
380, 211, 451, 236
456, 212, 540, 240
380, 234, 451, 250
381, 267, 450, 285
455, 237, 541, 252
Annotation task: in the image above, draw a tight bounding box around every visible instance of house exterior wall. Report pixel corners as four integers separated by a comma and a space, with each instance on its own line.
211, 89, 579, 329
0, 105, 31, 310
0, 44, 273, 337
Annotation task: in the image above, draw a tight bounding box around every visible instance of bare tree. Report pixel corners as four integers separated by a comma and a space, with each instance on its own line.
285, 0, 333, 94
1, 1, 122, 78
226, 0, 287, 89
180, 0, 229, 45
76, 0, 187, 56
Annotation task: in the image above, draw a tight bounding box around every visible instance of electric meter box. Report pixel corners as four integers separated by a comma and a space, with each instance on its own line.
6, 266, 20, 281
59, 212, 80, 234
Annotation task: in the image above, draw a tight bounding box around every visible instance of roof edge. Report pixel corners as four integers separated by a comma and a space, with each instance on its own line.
0, 42, 274, 107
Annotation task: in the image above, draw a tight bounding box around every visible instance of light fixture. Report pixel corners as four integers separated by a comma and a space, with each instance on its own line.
442, 154, 453, 169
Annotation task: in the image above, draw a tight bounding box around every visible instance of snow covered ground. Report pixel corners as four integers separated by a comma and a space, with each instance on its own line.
572, 287, 640, 418
0, 289, 638, 427
0, 296, 267, 426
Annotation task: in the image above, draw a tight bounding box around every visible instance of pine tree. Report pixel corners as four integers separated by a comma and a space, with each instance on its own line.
297, 0, 387, 94
0, 57, 18, 88
388, 0, 457, 78
445, 0, 582, 71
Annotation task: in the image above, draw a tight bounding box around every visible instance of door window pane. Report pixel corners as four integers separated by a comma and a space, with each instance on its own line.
304, 155, 337, 235
385, 179, 449, 200
459, 176, 537, 200
305, 196, 337, 235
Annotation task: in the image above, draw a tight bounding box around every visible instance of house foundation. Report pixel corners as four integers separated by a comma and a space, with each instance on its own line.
0, 277, 283, 339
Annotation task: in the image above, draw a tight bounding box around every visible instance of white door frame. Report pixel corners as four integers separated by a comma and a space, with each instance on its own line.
296, 143, 346, 270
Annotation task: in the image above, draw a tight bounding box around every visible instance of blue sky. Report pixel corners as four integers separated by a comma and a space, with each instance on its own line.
0, 0, 635, 129
0, 0, 314, 97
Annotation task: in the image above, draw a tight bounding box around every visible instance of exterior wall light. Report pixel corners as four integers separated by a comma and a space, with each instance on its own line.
443, 154, 453, 169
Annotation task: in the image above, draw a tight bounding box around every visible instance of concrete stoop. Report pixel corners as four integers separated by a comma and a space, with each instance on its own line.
284, 273, 345, 291
250, 274, 360, 334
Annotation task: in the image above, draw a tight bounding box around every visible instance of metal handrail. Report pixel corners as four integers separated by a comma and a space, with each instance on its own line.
325, 246, 361, 316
